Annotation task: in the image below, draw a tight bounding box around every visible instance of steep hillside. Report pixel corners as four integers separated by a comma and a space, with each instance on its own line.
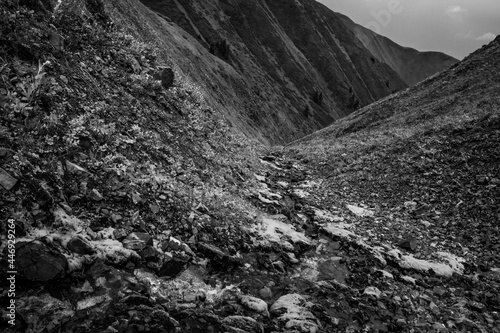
336, 12, 459, 86
2, 1, 499, 333
136, 0, 409, 144
283, 36, 500, 330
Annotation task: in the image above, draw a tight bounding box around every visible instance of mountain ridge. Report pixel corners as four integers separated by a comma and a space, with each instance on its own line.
136, 0, 454, 144
1, 1, 500, 332
334, 11, 459, 86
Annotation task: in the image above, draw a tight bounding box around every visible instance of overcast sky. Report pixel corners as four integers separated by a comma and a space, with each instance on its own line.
317, 0, 500, 59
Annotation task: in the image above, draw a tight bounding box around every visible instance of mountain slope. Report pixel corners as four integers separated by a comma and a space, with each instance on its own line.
287, 35, 500, 283
1, 1, 500, 332
135, 0, 409, 144
335, 12, 459, 86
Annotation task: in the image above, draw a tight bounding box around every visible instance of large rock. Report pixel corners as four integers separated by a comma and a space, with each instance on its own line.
159, 255, 189, 278
270, 294, 320, 333
16, 241, 68, 281
0, 167, 18, 190
17, 294, 74, 332
239, 295, 269, 315
197, 242, 241, 271
67, 236, 95, 255
122, 232, 153, 251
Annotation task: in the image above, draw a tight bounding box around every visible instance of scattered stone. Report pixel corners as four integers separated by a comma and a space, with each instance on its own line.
48, 31, 64, 51
346, 204, 374, 217
16, 241, 68, 281
110, 213, 122, 223
76, 295, 109, 310
401, 276, 417, 285
0, 167, 18, 190
398, 238, 418, 252
404, 201, 418, 211
161, 237, 195, 256
159, 256, 189, 278
286, 252, 300, 264
113, 228, 128, 240
67, 236, 95, 255
272, 261, 285, 273
149, 203, 160, 214
89, 189, 104, 201
476, 175, 488, 185
270, 294, 319, 333
59, 202, 73, 214
468, 301, 486, 312
317, 258, 349, 284
139, 245, 162, 262
421, 220, 432, 227
259, 286, 273, 299
254, 174, 266, 182
433, 286, 447, 297
65, 160, 88, 174
197, 242, 241, 271
377, 270, 394, 279
71, 281, 94, 294
17, 294, 74, 331
363, 286, 382, 298
131, 192, 142, 204
239, 295, 269, 315
122, 232, 153, 251
127, 55, 142, 73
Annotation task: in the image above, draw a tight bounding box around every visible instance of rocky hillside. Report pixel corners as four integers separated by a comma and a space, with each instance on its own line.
335, 12, 459, 86
285, 36, 500, 331
2, 1, 499, 333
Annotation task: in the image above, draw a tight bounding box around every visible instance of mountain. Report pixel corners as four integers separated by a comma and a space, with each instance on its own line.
335, 12, 459, 86
3, 0, 499, 332
134, 0, 458, 144
114, 0, 413, 144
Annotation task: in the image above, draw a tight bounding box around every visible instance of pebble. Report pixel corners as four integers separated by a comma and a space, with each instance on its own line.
90, 189, 104, 201
0, 167, 18, 190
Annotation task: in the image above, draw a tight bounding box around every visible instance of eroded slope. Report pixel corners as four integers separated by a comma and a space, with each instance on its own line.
335, 12, 459, 86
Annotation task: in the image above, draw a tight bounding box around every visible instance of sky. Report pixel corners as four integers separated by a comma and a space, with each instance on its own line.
317, 0, 500, 59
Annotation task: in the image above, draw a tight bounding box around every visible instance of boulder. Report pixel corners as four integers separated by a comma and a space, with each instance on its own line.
346, 204, 374, 217
270, 294, 320, 333
122, 232, 153, 251
0, 167, 18, 190
398, 238, 418, 252
17, 294, 74, 332
239, 295, 269, 315
89, 189, 104, 201
16, 241, 68, 281
159, 256, 189, 278
67, 236, 95, 255
197, 242, 241, 271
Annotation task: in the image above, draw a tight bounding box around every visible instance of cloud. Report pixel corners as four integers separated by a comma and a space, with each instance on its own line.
476, 32, 497, 42
445, 5, 468, 20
